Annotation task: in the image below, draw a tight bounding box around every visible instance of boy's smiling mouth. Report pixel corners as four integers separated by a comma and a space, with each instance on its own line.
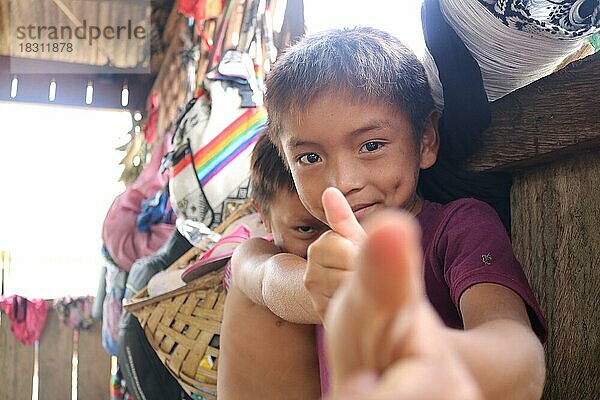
351, 203, 377, 220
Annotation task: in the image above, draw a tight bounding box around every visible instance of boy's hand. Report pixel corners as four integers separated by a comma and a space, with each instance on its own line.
325, 210, 482, 400
304, 187, 366, 321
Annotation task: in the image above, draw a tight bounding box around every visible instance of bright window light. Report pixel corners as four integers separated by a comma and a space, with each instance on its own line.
85, 82, 94, 105
49, 80, 57, 102
304, 0, 425, 56
0, 102, 131, 298
10, 77, 18, 98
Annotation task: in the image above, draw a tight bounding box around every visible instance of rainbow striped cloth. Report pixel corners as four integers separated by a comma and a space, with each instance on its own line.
172, 106, 268, 185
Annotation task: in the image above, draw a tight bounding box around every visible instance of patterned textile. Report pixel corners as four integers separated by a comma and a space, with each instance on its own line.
440, 0, 596, 101
53, 296, 94, 330
165, 50, 266, 232
477, 0, 600, 38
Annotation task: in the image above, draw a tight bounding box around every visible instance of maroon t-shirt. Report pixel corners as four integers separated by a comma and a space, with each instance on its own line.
418, 198, 546, 340
316, 198, 547, 396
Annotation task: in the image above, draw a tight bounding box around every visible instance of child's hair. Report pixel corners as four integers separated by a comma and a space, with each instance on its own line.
250, 134, 296, 216
266, 26, 434, 144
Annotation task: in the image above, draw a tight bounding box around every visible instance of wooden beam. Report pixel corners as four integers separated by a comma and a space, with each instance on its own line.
0, 57, 153, 111
466, 52, 600, 172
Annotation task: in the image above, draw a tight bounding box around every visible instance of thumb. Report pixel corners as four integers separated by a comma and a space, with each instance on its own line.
322, 187, 366, 245
357, 210, 424, 311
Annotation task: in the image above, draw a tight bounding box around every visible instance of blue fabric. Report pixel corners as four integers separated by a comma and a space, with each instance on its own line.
137, 190, 169, 232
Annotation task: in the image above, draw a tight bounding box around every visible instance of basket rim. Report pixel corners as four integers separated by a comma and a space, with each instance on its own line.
123, 268, 224, 312
123, 200, 255, 312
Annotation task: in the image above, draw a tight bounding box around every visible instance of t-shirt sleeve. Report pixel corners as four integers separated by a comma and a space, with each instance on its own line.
436, 199, 547, 342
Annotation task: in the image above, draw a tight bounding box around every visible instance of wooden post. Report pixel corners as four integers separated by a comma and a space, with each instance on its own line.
511, 152, 600, 399
466, 54, 600, 399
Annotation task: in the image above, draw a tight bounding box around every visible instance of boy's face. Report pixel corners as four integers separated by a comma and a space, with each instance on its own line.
263, 189, 329, 258
279, 92, 438, 224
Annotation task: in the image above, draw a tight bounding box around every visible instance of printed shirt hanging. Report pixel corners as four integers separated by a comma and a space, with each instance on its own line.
166, 50, 267, 229
167, 83, 267, 228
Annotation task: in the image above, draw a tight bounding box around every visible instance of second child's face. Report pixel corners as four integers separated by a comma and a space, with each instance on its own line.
279, 92, 438, 224
266, 189, 329, 258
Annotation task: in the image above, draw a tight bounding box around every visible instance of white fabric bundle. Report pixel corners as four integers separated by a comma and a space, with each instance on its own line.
420, 0, 598, 102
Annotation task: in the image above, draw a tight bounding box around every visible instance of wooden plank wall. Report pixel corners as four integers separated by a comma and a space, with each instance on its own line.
0, 301, 110, 400
77, 324, 111, 400
39, 308, 74, 400
511, 152, 600, 399
0, 311, 34, 400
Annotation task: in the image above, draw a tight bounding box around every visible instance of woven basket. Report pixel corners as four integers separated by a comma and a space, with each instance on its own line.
124, 201, 255, 399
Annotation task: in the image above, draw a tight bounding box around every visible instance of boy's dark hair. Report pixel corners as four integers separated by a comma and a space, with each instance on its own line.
266, 26, 434, 144
250, 134, 296, 215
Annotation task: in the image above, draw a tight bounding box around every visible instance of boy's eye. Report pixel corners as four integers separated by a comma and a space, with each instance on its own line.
360, 141, 384, 153
297, 226, 316, 234
298, 153, 321, 164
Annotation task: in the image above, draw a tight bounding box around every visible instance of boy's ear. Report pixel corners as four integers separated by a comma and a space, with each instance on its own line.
419, 111, 440, 170
252, 199, 273, 232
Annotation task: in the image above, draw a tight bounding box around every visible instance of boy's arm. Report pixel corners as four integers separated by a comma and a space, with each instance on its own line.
325, 209, 545, 400
231, 238, 320, 324
450, 283, 545, 400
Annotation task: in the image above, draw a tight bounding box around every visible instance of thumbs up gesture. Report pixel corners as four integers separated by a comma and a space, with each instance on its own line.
324, 208, 482, 400
303, 187, 366, 322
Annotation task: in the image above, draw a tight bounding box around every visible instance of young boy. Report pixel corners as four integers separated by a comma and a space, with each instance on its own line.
217, 134, 328, 399
258, 26, 547, 399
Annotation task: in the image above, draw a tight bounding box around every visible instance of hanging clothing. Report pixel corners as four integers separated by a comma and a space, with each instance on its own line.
102, 133, 176, 271
0, 295, 49, 345
102, 261, 128, 356
53, 296, 94, 331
